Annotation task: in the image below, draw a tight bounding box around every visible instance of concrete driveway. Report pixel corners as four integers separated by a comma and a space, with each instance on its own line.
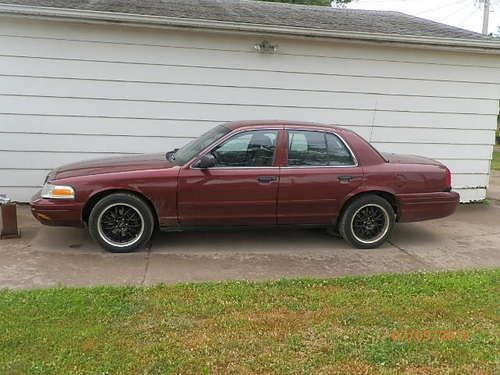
1, 201, 499, 289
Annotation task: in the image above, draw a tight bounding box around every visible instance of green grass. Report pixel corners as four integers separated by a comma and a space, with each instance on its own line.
1, 270, 499, 375
492, 150, 500, 171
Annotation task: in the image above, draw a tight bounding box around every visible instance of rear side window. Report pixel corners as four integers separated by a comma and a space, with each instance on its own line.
288, 130, 355, 167
326, 133, 356, 166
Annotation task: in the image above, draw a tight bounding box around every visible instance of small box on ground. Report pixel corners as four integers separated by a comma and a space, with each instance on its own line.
0, 195, 20, 239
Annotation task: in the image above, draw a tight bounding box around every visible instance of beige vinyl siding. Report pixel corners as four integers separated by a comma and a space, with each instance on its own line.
0, 16, 498, 202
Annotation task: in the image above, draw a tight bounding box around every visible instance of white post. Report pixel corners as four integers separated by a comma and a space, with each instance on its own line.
482, 0, 490, 35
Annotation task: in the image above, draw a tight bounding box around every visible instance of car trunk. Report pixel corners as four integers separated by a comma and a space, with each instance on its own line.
381, 153, 444, 167
382, 153, 452, 193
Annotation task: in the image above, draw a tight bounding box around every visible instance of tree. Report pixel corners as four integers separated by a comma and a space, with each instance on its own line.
256, 0, 352, 7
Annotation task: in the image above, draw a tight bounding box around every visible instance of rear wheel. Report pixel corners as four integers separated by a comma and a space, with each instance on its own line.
88, 193, 155, 253
339, 194, 395, 249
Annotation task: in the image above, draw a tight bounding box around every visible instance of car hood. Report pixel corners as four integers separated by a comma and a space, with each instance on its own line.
382, 153, 444, 167
51, 153, 175, 180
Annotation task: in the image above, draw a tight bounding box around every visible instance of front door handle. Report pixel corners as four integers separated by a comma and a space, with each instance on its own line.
257, 176, 278, 183
338, 175, 353, 183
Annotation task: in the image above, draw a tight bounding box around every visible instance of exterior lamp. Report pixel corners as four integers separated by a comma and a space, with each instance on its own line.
254, 40, 278, 54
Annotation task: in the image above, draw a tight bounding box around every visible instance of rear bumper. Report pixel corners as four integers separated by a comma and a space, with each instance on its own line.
30, 190, 84, 227
397, 191, 460, 223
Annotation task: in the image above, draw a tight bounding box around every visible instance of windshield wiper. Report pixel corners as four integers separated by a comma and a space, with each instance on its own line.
165, 148, 179, 161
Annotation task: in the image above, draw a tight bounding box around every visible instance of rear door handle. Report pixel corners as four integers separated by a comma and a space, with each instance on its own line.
257, 176, 278, 183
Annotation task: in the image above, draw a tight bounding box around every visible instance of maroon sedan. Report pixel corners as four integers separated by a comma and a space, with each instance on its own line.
31, 121, 459, 252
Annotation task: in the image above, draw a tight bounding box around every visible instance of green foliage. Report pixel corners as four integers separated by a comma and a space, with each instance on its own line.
492, 151, 500, 170
257, 0, 352, 7
1, 270, 498, 374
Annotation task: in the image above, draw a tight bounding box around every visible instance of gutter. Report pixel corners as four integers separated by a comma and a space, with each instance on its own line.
1, 3, 500, 54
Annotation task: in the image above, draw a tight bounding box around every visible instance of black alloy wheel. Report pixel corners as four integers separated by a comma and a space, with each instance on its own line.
88, 193, 155, 253
97, 203, 144, 247
339, 194, 395, 249
351, 204, 389, 244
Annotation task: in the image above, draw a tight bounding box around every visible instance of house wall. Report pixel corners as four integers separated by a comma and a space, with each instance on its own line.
0, 16, 499, 202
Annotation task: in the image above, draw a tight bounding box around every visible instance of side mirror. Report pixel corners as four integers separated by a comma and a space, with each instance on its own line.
195, 153, 216, 169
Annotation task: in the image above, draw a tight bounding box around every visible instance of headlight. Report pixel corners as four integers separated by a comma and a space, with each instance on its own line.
41, 183, 75, 200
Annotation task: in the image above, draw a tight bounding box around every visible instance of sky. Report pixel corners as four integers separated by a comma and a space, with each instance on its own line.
346, 0, 500, 35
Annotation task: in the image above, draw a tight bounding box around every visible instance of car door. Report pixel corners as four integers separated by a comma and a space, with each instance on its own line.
178, 128, 282, 226
277, 129, 363, 225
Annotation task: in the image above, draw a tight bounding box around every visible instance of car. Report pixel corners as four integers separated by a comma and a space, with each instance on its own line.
30, 121, 459, 252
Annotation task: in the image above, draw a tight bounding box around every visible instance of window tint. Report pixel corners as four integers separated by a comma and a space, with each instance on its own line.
326, 133, 355, 166
289, 131, 328, 166
211, 130, 278, 167
288, 130, 354, 167
174, 124, 231, 165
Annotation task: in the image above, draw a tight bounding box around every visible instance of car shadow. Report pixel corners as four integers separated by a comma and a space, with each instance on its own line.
390, 223, 443, 246
148, 227, 394, 255
21, 217, 437, 256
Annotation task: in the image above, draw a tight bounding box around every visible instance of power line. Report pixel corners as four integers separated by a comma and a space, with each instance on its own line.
456, 6, 481, 27
490, 0, 500, 9
416, 0, 466, 16
443, 0, 474, 20
487, 0, 500, 34
354, 0, 411, 3
351, 0, 498, 34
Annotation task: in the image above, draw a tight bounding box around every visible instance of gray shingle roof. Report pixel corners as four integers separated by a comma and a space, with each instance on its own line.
0, 0, 493, 41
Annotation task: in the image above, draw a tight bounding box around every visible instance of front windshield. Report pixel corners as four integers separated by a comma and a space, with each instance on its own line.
172, 124, 231, 165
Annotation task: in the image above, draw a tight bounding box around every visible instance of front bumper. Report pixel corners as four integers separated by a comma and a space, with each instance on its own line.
397, 191, 460, 223
30, 190, 85, 227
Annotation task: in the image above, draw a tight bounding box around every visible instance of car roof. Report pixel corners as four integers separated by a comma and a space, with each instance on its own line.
222, 120, 349, 133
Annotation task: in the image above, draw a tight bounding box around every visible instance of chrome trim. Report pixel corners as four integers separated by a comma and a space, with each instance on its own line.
193, 166, 279, 170
281, 165, 357, 169
187, 126, 358, 170
284, 128, 359, 168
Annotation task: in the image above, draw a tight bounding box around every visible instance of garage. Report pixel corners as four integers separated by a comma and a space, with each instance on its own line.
0, 0, 499, 202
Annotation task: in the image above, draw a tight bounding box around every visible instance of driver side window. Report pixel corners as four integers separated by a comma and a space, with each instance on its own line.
211, 130, 278, 167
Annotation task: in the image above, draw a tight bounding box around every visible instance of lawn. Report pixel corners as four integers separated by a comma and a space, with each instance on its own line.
1, 270, 498, 375
492, 150, 500, 171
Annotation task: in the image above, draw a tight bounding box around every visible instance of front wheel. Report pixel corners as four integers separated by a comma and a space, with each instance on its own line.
88, 193, 155, 253
339, 194, 395, 249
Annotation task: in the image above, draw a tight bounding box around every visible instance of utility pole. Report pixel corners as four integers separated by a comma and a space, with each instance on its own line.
482, 0, 490, 35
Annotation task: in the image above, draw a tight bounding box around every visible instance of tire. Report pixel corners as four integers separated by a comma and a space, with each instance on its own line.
339, 194, 395, 249
88, 193, 155, 253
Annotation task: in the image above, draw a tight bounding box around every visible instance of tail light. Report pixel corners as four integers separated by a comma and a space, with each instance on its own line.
444, 167, 452, 191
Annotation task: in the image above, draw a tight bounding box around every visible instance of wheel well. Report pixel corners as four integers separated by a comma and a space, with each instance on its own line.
82, 189, 159, 228
339, 191, 398, 222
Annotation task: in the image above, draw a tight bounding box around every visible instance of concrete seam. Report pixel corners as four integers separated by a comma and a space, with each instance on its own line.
388, 240, 435, 269
141, 241, 152, 285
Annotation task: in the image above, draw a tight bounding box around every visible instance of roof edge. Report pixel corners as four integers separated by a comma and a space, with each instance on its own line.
1, 3, 500, 54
